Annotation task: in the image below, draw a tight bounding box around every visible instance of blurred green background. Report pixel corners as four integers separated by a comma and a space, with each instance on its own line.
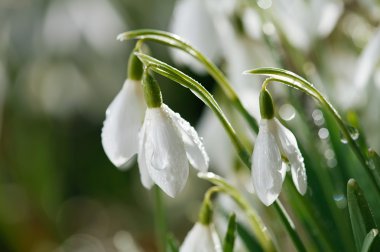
0, 0, 210, 251
1, 0, 380, 251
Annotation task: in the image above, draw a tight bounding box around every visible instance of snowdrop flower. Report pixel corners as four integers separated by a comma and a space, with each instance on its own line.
138, 72, 209, 197
102, 51, 145, 168
180, 198, 222, 252
103, 63, 209, 197
252, 89, 307, 206
180, 222, 222, 252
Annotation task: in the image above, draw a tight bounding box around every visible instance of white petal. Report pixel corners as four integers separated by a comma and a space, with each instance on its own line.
137, 120, 154, 189
142, 105, 189, 198
252, 120, 284, 206
271, 118, 298, 158
101, 79, 146, 169
180, 223, 222, 252
164, 105, 209, 172
289, 151, 307, 195
272, 118, 307, 194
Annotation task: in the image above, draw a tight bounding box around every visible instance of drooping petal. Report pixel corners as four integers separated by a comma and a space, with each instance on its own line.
272, 118, 307, 194
271, 118, 298, 158
101, 79, 146, 169
252, 119, 284, 206
180, 222, 222, 252
164, 105, 209, 172
142, 105, 189, 198
137, 120, 154, 189
288, 151, 307, 195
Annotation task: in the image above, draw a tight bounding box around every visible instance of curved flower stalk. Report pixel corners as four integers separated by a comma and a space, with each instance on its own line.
252, 89, 307, 206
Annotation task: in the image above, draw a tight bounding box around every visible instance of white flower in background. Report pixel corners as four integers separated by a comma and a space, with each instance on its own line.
180, 222, 222, 252
270, 0, 343, 51
102, 69, 209, 197
252, 90, 307, 206
138, 103, 209, 197
169, 0, 221, 73
101, 79, 146, 168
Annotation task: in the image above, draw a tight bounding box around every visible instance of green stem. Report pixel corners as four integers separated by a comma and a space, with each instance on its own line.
273, 200, 307, 252
154, 186, 166, 252
199, 186, 222, 225
117, 29, 259, 133
284, 177, 335, 252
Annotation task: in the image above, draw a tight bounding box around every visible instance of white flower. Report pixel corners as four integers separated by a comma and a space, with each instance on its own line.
180, 222, 222, 252
101, 79, 146, 168
252, 118, 307, 206
138, 104, 209, 197
169, 0, 221, 73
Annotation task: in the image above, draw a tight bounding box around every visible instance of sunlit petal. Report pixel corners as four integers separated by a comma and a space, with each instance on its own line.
271, 118, 298, 157
101, 79, 146, 169
180, 222, 222, 252
142, 105, 189, 197
289, 151, 307, 195
252, 119, 283, 206
137, 120, 154, 189
165, 105, 209, 172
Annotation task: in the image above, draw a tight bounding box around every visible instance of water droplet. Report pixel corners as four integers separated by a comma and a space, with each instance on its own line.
324, 149, 335, 160
333, 194, 347, 209
279, 104, 296, 121
339, 125, 359, 144
318, 128, 329, 140
327, 158, 337, 168
312, 109, 324, 126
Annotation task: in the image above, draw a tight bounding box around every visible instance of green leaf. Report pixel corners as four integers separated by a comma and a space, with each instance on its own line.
166, 234, 179, 252
347, 179, 378, 251
223, 213, 236, 252
236, 220, 264, 252
361, 229, 379, 252
368, 149, 380, 187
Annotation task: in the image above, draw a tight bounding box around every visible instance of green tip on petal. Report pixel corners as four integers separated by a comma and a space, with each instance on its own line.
259, 89, 275, 119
